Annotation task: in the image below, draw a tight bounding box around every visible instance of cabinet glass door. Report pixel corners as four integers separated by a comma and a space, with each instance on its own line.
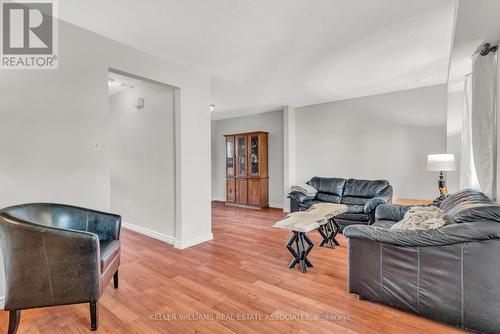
250, 135, 259, 176
226, 136, 234, 176
236, 136, 247, 176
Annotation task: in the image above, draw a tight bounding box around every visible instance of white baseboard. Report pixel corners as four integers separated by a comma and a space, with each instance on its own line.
122, 222, 213, 250
269, 202, 284, 209
122, 222, 175, 245
174, 233, 214, 250
0, 296, 4, 308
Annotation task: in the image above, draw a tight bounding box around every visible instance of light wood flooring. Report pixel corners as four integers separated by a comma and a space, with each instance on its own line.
0, 202, 467, 333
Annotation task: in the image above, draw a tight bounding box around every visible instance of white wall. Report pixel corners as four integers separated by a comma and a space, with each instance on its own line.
0, 20, 211, 245
211, 110, 284, 208
110, 81, 176, 239
283, 106, 296, 212
294, 85, 448, 200
0, 20, 212, 299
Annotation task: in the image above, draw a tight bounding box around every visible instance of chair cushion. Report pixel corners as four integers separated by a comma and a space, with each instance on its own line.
308, 177, 345, 196
99, 240, 120, 272
343, 179, 389, 198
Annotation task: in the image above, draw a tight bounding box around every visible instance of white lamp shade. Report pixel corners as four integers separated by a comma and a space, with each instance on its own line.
426, 154, 456, 172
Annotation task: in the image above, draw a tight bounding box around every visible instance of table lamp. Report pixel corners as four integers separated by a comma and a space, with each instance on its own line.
426, 154, 456, 200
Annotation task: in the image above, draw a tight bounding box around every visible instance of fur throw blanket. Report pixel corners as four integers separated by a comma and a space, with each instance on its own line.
290, 183, 317, 197
391, 206, 446, 231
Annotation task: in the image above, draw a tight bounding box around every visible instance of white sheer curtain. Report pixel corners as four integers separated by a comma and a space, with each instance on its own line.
469, 45, 498, 198
460, 74, 481, 190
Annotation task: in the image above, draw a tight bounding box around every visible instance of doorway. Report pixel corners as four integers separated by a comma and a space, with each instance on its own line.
108, 70, 176, 238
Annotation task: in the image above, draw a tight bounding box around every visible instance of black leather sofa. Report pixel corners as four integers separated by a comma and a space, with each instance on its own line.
0, 203, 121, 333
344, 189, 500, 334
289, 177, 393, 228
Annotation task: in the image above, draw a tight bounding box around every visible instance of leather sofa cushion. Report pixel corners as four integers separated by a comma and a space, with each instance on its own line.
308, 177, 345, 196
336, 212, 369, 222
100, 240, 120, 272
372, 220, 396, 229
336, 218, 369, 228
347, 205, 365, 214
316, 193, 341, 203
341, 196, 368, 206
440, 189, 491, 211
441, 189, 500, 224
445, 203, 500, 224
343, 179, 389, 198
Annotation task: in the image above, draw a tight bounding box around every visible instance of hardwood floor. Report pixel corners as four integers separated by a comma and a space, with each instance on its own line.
0, 202, 467, 333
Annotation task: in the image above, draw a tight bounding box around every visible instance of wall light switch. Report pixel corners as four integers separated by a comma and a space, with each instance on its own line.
92, 141, 103, 152
136, 97, 145, 110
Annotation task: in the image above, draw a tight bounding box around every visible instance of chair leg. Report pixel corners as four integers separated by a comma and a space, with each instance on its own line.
90, 301, 99, 331
7, 310, 21, 334
113, 270, 119, 289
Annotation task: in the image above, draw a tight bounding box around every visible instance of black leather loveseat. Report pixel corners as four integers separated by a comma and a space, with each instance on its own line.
344, 189, 500, 333
0, 203, 121, 333
289, 177, 393, 228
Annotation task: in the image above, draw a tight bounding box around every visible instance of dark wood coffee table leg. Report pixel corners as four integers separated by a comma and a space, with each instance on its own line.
286, 231, 314, 272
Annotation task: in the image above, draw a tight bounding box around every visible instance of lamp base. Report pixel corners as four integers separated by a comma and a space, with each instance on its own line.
436, 171, 448, 202
434, 194, 448, 203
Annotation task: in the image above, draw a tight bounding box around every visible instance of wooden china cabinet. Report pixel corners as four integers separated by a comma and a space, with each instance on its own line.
224, 131, 269, 209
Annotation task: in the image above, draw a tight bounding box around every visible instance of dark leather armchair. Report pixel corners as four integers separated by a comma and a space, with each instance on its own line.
344, 189, 500, 333
0, 203, 121, 333
289, 177, 393, 228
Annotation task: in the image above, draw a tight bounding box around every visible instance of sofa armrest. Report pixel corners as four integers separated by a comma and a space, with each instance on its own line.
343, 221, 500, 247
364, 198, 386, 215
374, 204, 410, 221
288, 191, 315, 205
364, 186, 393, 214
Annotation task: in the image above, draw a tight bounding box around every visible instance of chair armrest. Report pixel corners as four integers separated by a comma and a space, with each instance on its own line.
288, 191, 315, 205
87, 209, 122, 240
0, 220, 101, 310
343, 221, 500, 247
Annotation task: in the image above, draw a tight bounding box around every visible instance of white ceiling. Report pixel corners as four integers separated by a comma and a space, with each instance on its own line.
59, 0, 457, 119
